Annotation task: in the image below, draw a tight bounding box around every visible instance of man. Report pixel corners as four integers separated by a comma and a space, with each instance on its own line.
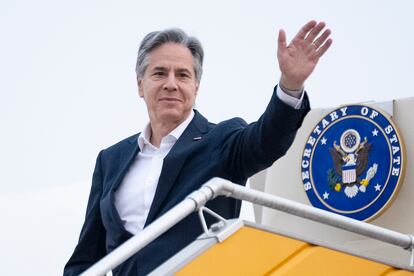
64, 21, 332, 275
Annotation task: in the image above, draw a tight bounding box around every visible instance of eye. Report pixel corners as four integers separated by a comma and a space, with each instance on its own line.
178, 72, 190, 78
153, 71, 165, 76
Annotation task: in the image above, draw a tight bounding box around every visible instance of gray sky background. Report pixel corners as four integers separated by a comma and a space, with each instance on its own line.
1, 0, 413, 275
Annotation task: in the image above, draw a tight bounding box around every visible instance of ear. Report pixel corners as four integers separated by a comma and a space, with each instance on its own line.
194, 82, 200, 96
138, 79, 144, 98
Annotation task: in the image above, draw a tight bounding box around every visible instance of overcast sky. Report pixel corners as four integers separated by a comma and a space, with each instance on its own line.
1, 0, 413, 275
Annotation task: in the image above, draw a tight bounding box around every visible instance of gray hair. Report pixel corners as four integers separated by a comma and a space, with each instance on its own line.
135, 28, 204, 82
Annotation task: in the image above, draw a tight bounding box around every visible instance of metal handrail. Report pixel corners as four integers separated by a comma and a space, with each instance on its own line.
80, 178, 414, 276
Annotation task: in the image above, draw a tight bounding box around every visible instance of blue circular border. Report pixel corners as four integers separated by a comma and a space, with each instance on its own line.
301, 105, 405, 221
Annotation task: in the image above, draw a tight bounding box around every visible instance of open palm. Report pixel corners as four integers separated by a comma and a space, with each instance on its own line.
278, 21, 332, 91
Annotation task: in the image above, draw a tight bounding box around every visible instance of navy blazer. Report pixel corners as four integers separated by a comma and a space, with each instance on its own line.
64, 87, 310, 275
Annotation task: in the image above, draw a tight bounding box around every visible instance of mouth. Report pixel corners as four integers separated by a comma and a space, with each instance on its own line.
159, 97, 182, 102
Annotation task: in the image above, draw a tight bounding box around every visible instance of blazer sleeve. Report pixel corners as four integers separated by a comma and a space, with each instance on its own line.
63, 151, 107, 275
219, 85, 310, 182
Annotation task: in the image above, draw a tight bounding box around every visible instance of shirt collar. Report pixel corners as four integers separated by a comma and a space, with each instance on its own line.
138, 110, 195, 150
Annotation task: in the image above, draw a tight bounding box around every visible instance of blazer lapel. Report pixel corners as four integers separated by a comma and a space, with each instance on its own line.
144, 111, 209, 226
106, 135, 140, 236
111, 135, 140, 191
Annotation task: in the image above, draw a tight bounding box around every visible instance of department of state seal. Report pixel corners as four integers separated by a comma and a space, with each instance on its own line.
301, 105, 406, 221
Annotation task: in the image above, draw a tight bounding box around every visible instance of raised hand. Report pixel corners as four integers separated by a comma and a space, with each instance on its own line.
277, 20, 332, 91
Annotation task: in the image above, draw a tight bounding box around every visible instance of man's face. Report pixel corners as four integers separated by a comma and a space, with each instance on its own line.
138, 43, 199, 126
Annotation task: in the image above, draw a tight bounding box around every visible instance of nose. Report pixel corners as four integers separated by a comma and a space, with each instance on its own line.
162, 73, 178, 92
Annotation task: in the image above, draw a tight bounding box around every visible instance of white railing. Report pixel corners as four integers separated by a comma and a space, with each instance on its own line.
80, 178, 414, 276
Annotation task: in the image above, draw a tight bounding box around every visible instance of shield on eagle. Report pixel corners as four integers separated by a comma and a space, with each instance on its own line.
342, 164, 356, 184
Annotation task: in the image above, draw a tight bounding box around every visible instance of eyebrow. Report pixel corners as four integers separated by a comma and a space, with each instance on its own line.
151, 66, 168, 72
176, 68, 193, 76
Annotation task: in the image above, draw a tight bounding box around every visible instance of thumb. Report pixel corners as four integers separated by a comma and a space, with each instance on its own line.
278, 29, 287, 53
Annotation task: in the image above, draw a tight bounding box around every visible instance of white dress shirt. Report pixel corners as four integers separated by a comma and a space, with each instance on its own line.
115, 111, 195, 234
115, 85, 303, 234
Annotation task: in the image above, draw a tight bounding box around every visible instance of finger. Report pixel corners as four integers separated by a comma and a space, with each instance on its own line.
313, 29, 331, 48
278, 29, 287, 51
305, 21, 326, 42
295, 20, 317, 40
315, 38, 333, 58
